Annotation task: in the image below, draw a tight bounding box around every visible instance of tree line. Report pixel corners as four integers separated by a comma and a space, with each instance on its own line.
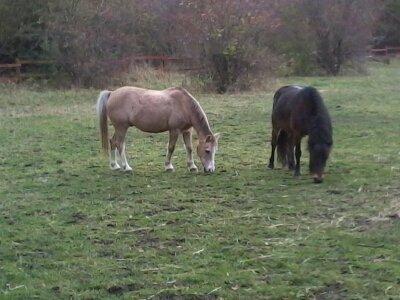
0, 0, 399, 91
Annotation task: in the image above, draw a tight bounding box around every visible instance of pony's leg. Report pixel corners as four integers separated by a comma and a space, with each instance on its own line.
294, 141, 302, 177
165, 130, 179, 171
287, 137, 295, 171
115, 127, 132, 172
109, 133, 121, 170
268, 128, 278, 169
119, 142, 132, 171
182, 130, 198, 172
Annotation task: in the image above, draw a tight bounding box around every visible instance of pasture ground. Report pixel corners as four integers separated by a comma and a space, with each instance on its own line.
1, 61, 400, 299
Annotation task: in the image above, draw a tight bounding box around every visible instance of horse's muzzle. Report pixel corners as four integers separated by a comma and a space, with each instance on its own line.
313, 174, 324, 184
313, 177, 323, 184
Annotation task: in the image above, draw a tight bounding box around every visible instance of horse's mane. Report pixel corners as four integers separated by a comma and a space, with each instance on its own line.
176, 87, 212, 134
300, 87, 333, 146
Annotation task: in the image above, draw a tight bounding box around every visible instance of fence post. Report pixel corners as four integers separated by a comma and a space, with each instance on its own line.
15, 58, 21, 82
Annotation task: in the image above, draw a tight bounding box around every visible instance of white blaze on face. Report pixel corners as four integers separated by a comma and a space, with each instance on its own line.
199, 133, 220, 173
204, 147, 216, 172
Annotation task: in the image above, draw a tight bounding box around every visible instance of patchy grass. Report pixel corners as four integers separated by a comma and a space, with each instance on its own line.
0, 61, 399, 299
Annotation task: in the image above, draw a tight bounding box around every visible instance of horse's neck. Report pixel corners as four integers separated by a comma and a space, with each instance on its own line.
309, 114, 332, 143
187, 98, 212, 138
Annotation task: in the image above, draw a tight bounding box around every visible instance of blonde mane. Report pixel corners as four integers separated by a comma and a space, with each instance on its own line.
179, 88, 212, 135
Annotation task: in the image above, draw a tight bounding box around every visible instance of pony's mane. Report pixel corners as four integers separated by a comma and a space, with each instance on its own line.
301, 87, 333, 146
176, 87, 212, 135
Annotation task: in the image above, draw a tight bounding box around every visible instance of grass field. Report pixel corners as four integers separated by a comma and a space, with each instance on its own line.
1, 61, 400, 299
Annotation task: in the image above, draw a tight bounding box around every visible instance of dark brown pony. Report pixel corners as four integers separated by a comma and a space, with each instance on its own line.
268, 85, 333, 183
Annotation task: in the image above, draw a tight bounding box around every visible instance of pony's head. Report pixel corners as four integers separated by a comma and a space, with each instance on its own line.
197, 133, 220, 173
309, 141, 332, 183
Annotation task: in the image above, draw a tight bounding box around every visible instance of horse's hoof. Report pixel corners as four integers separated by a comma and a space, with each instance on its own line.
122, 166, 133, 172
188, 166, 198, 173
165, 166, 175, 172
110, 163, 121, 170
268, 164, 274, 169
313, 177, 323, 184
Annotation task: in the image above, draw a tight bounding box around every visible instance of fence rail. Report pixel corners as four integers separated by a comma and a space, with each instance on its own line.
370, 47, 400, 56
2, 49, 398, 81
0, 56, 195, 80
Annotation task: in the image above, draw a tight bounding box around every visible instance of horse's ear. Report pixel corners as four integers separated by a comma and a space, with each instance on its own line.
214, 133, 221, 142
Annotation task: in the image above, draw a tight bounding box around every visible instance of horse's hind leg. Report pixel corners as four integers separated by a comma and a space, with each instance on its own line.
114, 126, 132, 172
109, 131, 121, 170
165, 130, 179, 172
182, 129, 198, 172
286, 134, 295, 171
294, 140, 301, 177
268, 128, 278, 169
287, 141, 295, 171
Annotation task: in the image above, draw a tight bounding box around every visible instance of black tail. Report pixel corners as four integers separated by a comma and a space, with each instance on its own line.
276, 130, 289, 166
272, 85, 293, 109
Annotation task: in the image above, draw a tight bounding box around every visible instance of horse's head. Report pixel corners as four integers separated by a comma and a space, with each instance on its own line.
309, 142, 332, 183
197, 133, 220, 173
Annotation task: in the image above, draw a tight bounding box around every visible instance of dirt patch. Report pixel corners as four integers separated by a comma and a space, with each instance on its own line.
135, 229, 161, 248
154, 293, 218, 300
91, 238, 114, 245
313, 282, 347, 299
67, 212, 87, 224
107, 283, 141, 295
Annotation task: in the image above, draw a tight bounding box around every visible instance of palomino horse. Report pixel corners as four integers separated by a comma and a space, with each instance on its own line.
96, 87, 220, 172
268, 85, 333, 183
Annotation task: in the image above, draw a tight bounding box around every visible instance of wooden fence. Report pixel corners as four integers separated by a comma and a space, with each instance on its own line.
1, 49, 399, 80
0, 59, 53, 81
0, 56, 194, 81
369, 47, 400, 56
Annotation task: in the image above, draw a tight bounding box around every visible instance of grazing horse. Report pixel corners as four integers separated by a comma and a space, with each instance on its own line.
268, 85, 333, 183
96, 86, 220, 173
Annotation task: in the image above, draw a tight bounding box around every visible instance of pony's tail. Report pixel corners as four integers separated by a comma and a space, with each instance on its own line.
276, 130, 288, 166
96, 90, 111, 155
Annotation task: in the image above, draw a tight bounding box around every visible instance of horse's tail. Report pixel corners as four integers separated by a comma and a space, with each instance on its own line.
272, 85, 295, 108
276, 130, 288, 166
96, 90, 111, 154
272, 87, 284, 108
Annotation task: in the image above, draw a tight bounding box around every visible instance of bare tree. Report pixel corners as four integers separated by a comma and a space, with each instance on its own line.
301, 0, 379, 75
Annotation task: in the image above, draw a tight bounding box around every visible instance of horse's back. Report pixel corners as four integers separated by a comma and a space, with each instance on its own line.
108, 86, 184, 105
271, 86, 302, 128
106, 86, 189, 133
272, 85, 303, 106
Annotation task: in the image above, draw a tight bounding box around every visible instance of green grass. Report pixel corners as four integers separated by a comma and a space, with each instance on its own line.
1, 61, 400, 299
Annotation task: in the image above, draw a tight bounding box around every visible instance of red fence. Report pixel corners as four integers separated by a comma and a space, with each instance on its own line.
0, 56, 197, 82
370, 47, 400, 56
2, 49, 398, 81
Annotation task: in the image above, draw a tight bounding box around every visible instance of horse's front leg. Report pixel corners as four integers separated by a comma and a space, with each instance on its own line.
165, 130, 179, 172
182, 129, 198, 172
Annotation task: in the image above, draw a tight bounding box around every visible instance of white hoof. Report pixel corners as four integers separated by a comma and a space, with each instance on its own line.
110, 163, 121, 170
188, 164, 198, 172
121, 165, 133, 172
165, 163, 174, 172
